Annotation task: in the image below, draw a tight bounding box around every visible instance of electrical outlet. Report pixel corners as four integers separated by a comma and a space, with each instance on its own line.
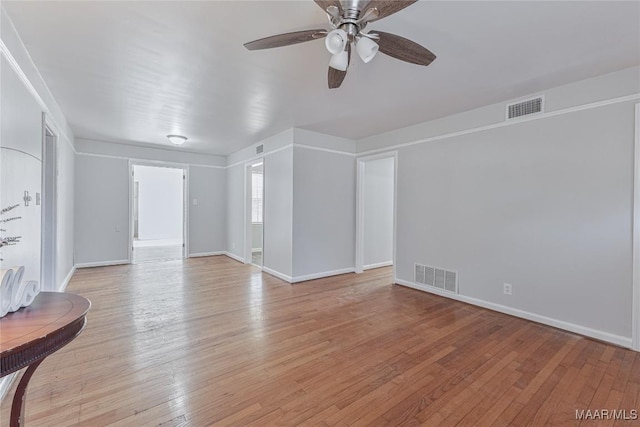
503, 283, 512, 296
193, 199, 198, 205
115, 225, 120, 232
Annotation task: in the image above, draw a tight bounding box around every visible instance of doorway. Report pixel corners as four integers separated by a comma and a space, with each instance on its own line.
245, 161, 264, 267
355, 152, 397, 275
41, 126, 57, 290
131, 164, 185, 263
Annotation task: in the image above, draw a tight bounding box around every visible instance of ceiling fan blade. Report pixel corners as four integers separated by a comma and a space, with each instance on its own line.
244, 29, 327, 51
374, 31, 436, 66
314, 0, 343, 15
328, 44, 351, 89
364, 1, 418, 22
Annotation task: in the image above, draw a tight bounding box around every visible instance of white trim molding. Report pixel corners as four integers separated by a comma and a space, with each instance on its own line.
364, 261, 393, 271
0, 39, 75, 150
58, 266, 77, 292
223, 252, 245, 264
294, 144, 357, 157
226, 144, 292, 169
357, 93, 640, 157
189, 251, 225, 258
262, 267, 293, 283
292, 268, 355, 283
75, 260, 130, 269
633, 103, 640, 351
76, 150, 225, 169
395, 278, 632, 349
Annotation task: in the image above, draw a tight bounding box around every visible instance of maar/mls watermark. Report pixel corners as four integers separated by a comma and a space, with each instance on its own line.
575, 409, 638, 421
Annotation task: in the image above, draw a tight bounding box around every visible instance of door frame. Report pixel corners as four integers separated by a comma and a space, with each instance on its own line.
40, 117, 57, 291
633, 103, 640, 351
355, 151, 398, 278
128, 160, 189, 263
244, 159, 264, 267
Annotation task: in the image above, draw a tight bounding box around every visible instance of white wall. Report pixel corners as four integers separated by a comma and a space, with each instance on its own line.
293, 128, 357, 153
357, 66, 640, 153
292, 146, 355, 279
353, 65, 640, 347
263, 147, 293, 278
226, 129, 293, 167
0, 56, 43, 284
225, 130, 295, 266
363, 157, 394, 268
75, 155, 130, 265
394, 101, 636, 343
75, 141, 227, 264
189, 166, 226, 256
224, 129, 357, 281
134, 165, 183, 241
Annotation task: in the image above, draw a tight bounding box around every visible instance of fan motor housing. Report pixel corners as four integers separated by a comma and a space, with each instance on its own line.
340, 22, 360, 41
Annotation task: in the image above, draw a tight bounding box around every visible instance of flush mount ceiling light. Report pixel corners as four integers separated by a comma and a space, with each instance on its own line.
167, 135, 187, 145
243, 0, 436, 89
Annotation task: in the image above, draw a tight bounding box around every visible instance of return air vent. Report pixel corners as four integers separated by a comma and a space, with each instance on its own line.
256, 144, 264, 154
506, 96, 544, 120
414, 263, 458, 294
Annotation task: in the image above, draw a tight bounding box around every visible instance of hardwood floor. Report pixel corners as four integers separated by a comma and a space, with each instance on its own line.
132, 244, 183, 263
2, 256, 638, 426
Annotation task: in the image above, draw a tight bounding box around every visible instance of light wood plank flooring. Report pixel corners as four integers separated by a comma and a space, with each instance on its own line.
132, 244, 183, 263
2, 256, 638, 426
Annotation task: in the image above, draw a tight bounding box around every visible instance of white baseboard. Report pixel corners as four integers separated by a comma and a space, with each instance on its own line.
75, 259, 130, 269
0, 373, 17, 403
363, 261, 393, 271
188, 251, 224, 258
292, 268, 355, 283
223, 252, 245, 264
58, 266, 77, 292
394, 278, 632, 349
262, 267, 293, 283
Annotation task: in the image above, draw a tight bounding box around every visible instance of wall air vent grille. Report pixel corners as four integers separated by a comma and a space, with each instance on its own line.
506, 96, 544, 120
256, 144, 264, 154
414, 263, 458, 294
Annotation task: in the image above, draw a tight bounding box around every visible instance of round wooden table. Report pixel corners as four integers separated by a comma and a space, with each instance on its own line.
1, 292, 91, 426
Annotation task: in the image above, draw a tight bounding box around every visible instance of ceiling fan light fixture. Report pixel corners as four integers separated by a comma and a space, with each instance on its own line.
167, 134, 188, 145
329, 50, 349, 71
356, 36, 379, 63
325, 29, 348, 54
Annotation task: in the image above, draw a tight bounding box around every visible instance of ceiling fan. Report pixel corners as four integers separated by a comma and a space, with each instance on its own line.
244, 0, 436, 89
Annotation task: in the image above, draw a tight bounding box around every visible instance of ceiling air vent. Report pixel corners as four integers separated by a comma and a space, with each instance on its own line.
414, 263, 458, 294
506, 96, 544, 120
256, 144, 264, 154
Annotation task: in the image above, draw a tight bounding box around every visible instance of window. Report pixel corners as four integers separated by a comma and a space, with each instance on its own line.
251, 171, 263, 223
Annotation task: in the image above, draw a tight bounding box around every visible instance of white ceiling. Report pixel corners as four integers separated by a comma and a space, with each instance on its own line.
4, 1, 639, 155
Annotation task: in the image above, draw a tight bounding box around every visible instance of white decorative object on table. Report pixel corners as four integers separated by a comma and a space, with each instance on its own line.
0, 267, 41, 317
0, 203, 39, 317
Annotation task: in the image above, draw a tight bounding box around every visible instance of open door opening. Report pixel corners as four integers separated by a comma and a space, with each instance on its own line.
41, 127, 57, 290
131, 164, 185, 263
356, 153, 396, 274
245, 161, 264, 267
